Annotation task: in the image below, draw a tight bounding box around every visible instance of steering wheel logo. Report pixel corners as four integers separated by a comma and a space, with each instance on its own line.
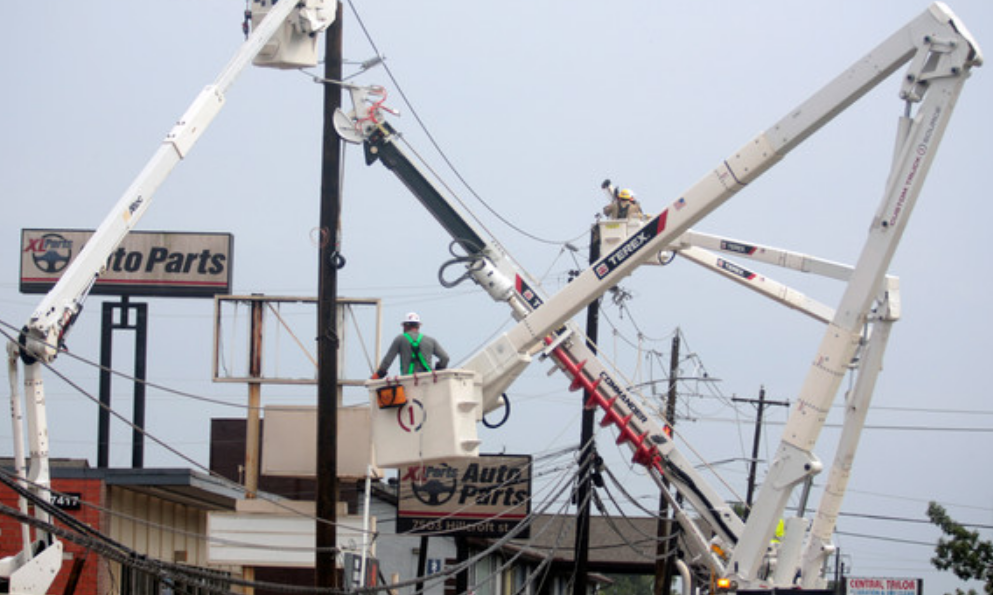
28, 233, 73, 274
411, 464, 457, 506
397, 399, 426, 433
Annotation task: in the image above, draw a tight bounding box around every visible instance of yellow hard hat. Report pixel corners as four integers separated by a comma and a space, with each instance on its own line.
617, 188, 634, 200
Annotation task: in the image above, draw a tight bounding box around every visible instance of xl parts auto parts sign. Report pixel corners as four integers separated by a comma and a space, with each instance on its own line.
20, 229, 232, 298
397, 454, 531, 538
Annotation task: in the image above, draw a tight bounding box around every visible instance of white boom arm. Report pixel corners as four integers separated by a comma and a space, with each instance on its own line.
3, 3, 333, 592
677, 230, 855, 283
656, 224, 905, 583
609, 221, 905, 583
675, 243, 839, 324
663, 232, 904, 585
17, 0, 327, 364
598, 225, 857, 323
797, 279, 899, 587
727, 5, 981, 585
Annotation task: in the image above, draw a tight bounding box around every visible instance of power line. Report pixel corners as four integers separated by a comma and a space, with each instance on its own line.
343, 0, 584, 250
834, 530, 936, 548
839, 511, 993, 531
691, 416, 993, 434
0, 318, 250, 411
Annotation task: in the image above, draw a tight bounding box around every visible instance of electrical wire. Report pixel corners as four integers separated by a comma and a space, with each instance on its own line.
590, 491, 678, 562
3, 444, 612, 595
0, 469, 327, 558
0, 450, 590, 595
0, 317, 249, 411
595, 307, 763, 490
0, 471, 339, 595
0, 325, 378, 541
343, 0, 587, 252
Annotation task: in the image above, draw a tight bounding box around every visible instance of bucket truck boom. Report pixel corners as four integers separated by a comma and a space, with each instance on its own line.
338, 2, 980, 591
2, 3, 333, 592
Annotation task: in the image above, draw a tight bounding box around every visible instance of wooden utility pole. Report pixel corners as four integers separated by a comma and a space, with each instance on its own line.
654, 331, 680, 595
733, 387, 789, 508
573, 224, 601, 595
243, 298, 263, 593
316, 2, 344, 590
245, 298, 264, 501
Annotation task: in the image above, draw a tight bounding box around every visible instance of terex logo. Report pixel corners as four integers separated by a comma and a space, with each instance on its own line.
595, 210, 669, 280
720, 240, 756, 255
716, 258, 756, 281
24, 233, 73, 274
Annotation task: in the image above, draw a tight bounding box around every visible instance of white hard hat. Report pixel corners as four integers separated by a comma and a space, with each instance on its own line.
404, 312, 422, 324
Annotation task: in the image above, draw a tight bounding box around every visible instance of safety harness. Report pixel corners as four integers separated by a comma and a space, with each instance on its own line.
404, 332, 432, 374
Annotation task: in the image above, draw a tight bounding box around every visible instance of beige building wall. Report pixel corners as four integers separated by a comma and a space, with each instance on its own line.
102, 486, 241, 593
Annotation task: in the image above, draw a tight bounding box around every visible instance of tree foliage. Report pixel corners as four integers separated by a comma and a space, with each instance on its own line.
600, 573, 654, 595
927, 501, 993, 595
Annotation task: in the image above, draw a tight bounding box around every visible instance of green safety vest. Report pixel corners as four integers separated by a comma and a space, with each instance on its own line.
772, 519, 785, 544
404, 332, 432, 374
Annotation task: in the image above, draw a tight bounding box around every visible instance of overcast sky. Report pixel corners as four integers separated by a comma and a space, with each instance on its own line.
2, 2, 991, 592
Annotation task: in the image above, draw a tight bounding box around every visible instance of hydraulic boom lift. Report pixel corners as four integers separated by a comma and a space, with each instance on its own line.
2, 2, 334, 592
338, 3, 981, 591
621, 227, 902, 587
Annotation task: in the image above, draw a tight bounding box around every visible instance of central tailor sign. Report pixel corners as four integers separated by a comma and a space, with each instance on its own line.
846, 577, 922, 595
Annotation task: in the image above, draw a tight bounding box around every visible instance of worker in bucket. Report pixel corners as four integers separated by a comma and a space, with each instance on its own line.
601, 179, 644, 220
373, 312, 450, 378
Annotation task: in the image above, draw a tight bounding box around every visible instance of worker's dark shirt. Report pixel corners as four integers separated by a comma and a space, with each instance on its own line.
377, 333, 450, 376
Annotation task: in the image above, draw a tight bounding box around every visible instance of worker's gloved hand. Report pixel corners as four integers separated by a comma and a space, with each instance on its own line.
370, 371, 383, 380
435, 364, 446, 371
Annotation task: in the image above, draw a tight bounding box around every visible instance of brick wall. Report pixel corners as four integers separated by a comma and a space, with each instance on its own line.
0, 476, 104, 595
